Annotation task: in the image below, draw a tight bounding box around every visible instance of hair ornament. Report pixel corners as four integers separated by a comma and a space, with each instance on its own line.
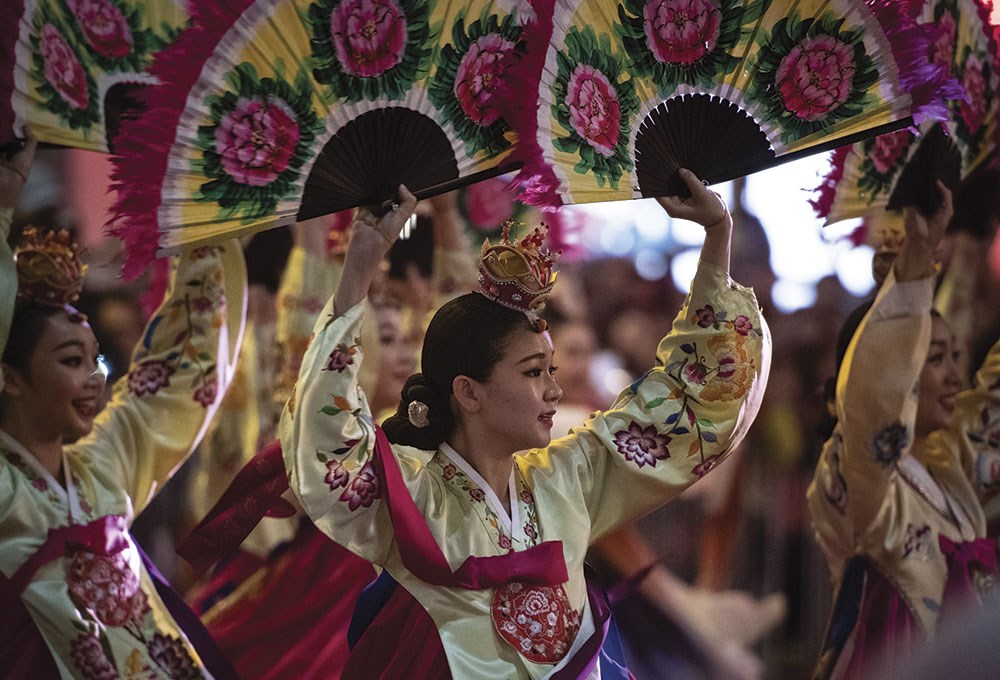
407, 400, 430, 428
477, 220, 559, 322
14, 227, 87, 306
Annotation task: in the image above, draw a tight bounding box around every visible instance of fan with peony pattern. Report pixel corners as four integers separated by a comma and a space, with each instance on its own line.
109, 0, 536, 277
812, 0, 998, 225
511, 0, 963, 208
0, 0, 188, 152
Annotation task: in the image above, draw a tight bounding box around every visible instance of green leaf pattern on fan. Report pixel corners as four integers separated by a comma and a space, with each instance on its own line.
54, 0, 165, 74
427, 6, 523, 157
615, 0, 769, 96
308, 0, 435, 102
855, 128, 915, 206
27, 1, 101, 132
552, 26, 641, 189
194, 63, 323, 221
746, 11, 879, 144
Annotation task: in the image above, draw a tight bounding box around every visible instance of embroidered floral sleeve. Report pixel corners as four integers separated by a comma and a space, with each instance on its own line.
951, 337, 1000, 500
69, 241, 247, 514
0, 208, 16, 392
527, 259, 770, 541
836, 270, 933, 529
279, 296, 395, 565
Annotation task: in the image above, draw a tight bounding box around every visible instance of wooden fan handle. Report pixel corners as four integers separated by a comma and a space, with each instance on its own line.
376, 161, 523, 215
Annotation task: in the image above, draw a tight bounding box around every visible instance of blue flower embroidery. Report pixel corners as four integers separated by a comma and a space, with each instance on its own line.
872, 423, 909, 465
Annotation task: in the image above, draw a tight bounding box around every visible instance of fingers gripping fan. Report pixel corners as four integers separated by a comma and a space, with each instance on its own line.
0, 0, 188, 151
109, 0, 534, 277
522, 0, 958, 206
812, 0, 998, 225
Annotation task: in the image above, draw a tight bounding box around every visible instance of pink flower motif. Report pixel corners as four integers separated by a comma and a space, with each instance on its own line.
931, 13, 956, 67
32, 477, 48, 491
519, 489, 534, 504
325, 345, 354, 372
331, 0, 407, 78
643, 0, 721, 65
454, 32, 516, 126
684, 362, 707, 385
870, 129, 913, 174
612, 422, 672, 467
499, 533, 512, 550
694, 304, 715, 327
692, 454, 721, 477
215, 95, 301, 187
193, 378, 218, 407
192, 296, 214, 313
469, 487, 487, 502
67, 550, 147, 627
566, 64, 621, 157
147, 633, 199, 678
67, 0, 133, 59
465, 178, 515, 229
39, 24, 89, 110
70, 633, 117, 680
733, 315, 752, 336
442, 463, 457, 480
339, 462, 380, 510
325, 459, 350, 490
775, 34, 856, 122
960, 58, 987, 134
128, 359, 175, 396
524, 522, 538, 539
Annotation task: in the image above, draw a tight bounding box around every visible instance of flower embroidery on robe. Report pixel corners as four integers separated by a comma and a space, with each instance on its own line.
700, 331, 755, 402
612, 422, 672, 467
127, 359, 175, 396
147, 633, 202, 679
492, 582, 581, 663
67, 550, 149, 627
70, 632, 117, 680
339, 462, 380, 510
902, 523, 933, 561
324, 343, 356, 372
872, 422, 909, 465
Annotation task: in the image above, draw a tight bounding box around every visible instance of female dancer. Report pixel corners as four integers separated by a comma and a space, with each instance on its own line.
280, 169, 771, 677
808, 186, 1000, 678
0, 132, 245, 678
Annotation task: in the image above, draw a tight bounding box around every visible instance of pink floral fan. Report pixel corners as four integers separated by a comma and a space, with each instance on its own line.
0, 0, 188, 152
510, 0, 962, 208
108, 0, 541, 277
812, 0, 998, 226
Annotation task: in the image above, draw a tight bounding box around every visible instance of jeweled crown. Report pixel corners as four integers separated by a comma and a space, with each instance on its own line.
14, 227, 87, 306
477, 220, 559, 318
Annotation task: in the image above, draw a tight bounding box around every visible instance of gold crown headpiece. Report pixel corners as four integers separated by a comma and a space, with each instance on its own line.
14, 227, 87, 306
477, 220, 559, 321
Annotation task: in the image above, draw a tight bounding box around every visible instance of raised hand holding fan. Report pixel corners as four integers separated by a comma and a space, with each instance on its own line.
0, 0, 188, 152
110, 0, 537, 276
812, 0, 997, 225
517, 0, 960, 206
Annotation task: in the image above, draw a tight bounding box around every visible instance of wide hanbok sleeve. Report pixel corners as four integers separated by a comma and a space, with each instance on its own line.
834, 270, 933, 530
0, 208, 16, 391
280, 296, 394, 565
69, 242, 247, 515
526, 259, 771, 541
948, 337, 1000, 501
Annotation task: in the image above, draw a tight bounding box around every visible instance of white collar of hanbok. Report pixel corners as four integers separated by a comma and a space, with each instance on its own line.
0, 427, 81, 516
439, 441, 520, 536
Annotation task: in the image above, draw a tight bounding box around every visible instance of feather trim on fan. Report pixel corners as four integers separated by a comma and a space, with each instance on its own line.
519, 0, 962, 207
110, 0, 535, 277
0, 0, 187, 151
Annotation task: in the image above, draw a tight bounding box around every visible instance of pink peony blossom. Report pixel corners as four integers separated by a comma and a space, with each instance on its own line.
340, 462, 380, 510
870, 129, 913, 174
39, 24, 89, 110
454, 33, 517, 126
128, 359, 174, 396
192, 378, 218, 407
932, 13, 956, 67
960, 58, 987, 133
684, 362, 708, 385
70, 633, 117, 680
331, 0, 407, 77
775, 34, 856, 122
325, 345, 354, 372
566, 64, 621, 157
692, 454, 721, 477
613, 422, 672, 467
694, 304, 715, 327
643, 0, 721, 65
733, 315, 752, 336
215, 95, 301, 186
67, 551, 147, 627
325, 459, 350, 490
68, 0, 133, 59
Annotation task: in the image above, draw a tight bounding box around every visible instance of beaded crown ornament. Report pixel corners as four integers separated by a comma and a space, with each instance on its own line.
477, 220, 559, 323
14, 227, 87, 306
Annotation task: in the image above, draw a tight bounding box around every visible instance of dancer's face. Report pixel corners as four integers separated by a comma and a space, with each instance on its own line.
915, 315, 961, 437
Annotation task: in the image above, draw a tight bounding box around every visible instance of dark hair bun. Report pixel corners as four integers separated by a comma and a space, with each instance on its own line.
382, 373, 454, 450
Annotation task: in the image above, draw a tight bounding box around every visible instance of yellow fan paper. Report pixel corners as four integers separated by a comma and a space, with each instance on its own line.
110, 0, 531, 276
813, 0, 997, 225
524, 0, 953, 205
1, 0, 188, 151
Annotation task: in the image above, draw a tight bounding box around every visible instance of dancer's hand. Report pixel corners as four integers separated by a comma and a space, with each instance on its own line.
656, 169, 731, 233
896, 180, 953, 281
0, 126, 37, 209
352, 184, 418, 252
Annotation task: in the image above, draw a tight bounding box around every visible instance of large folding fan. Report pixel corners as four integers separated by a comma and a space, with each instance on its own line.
0, 0, 188, 152
109, 0, 535, 276
812, 0, 998, 225
516, 0, 962, 207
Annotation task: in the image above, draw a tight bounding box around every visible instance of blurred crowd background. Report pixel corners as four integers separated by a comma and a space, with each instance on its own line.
14, 145, 1000, 679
